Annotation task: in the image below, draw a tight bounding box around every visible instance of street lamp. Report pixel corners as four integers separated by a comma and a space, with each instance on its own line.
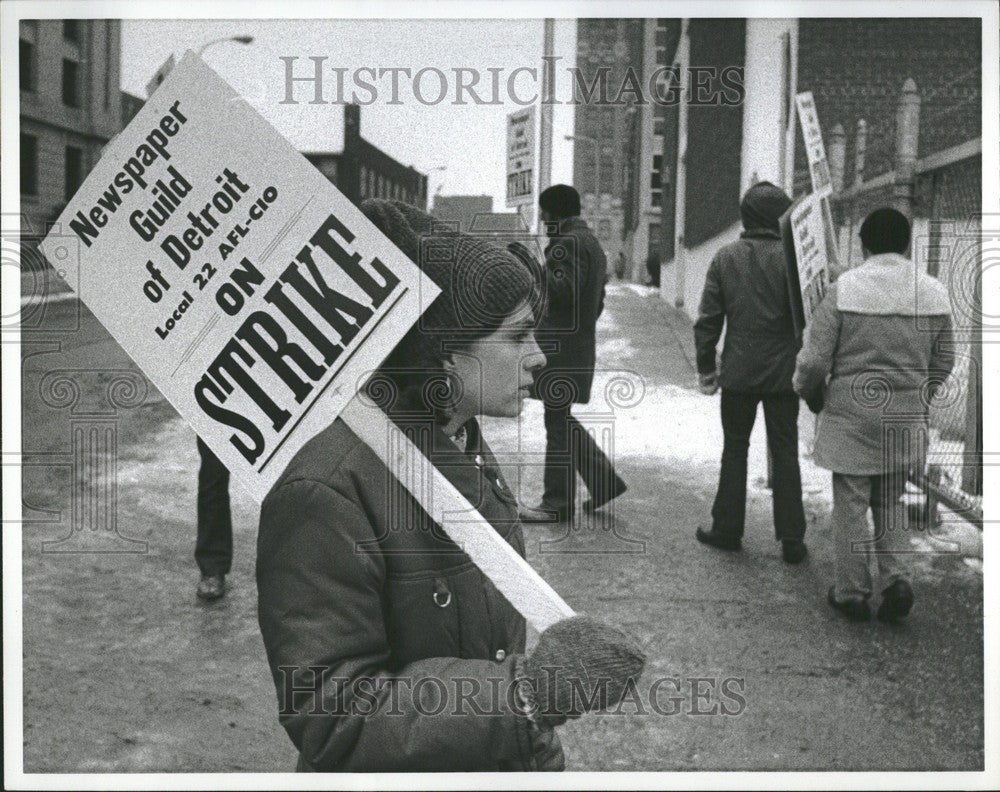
197, 34, 254, 57
429, 165, 448, 200
565, 132, 601, 212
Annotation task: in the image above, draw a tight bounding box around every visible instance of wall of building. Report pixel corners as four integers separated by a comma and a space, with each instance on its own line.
20, 20, 123, 239
304, 104, 428, 209
740, 19, 797, 192
795, 18, 981, 189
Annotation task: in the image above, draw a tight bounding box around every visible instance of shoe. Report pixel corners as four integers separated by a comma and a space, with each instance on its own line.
876, 579, 914, 623
519, 504, 572, 524
781, 539, 808, 564
695, 526, 741, 551
196, 574, 226, 601
827, 586, 871, 622
583, 476, 628, 514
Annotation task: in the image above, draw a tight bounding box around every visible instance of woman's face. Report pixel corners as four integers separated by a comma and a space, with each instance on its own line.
448, 304, 546, 419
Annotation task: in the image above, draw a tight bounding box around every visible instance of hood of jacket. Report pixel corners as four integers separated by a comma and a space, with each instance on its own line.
836, 252, 951, 316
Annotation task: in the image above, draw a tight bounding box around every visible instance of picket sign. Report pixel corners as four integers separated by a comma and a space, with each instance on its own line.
784, 91, 842, 332
341, 397, 575, 631
40, 51, 573, 633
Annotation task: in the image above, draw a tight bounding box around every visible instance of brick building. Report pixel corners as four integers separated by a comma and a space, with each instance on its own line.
19, 20, 124, 238
304, 104, 428, 210
794, 18, 981, 189
571, 19, 645, 265
640, 17, 981, 312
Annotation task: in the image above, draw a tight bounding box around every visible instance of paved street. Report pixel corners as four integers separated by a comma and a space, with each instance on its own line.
20, 283, 984, 771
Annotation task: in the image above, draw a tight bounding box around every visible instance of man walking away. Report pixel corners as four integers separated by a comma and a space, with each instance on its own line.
794, 208, 953, 622
693, 181, 808, 564
520, 184, 626, 523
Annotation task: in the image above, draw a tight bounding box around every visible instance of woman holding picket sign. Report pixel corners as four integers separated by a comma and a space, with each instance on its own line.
255, 199, 645, 772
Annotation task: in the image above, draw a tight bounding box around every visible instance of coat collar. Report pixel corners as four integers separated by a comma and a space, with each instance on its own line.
547, 216, 588, 238
836, 252, 951, 316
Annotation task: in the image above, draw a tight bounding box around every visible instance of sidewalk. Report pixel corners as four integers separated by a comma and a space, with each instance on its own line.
20, 281, 984, 771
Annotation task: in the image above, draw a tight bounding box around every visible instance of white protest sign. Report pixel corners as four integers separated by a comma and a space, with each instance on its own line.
145, 53, 176, 98
40, 51, 573, 631
43, 52, 435, 502
787, 192, 831, 324
506, 106, 536, 207
795, 91, 833, 196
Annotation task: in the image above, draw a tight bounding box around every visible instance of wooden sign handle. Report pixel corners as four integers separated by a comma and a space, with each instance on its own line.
340, 396, 575, 632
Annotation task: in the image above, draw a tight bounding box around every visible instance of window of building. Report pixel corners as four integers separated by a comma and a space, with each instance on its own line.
651, 154, 662, 208
65, 146, 84, 201
377, 174, 384, 197
62, 59, 80, 107
598, 219, 612, 240
20, 40, 36, 91
359, 165, 368, 198
21, 134, 39, 196
63, 20, 80, 41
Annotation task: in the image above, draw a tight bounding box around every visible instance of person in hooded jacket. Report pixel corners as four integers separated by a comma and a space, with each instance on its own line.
255, 199, 645, 771
794, 207, 954, 622
693, 181, 809, 564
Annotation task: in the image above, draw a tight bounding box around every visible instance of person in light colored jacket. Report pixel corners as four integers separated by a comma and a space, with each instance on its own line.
793, 208, 954, 623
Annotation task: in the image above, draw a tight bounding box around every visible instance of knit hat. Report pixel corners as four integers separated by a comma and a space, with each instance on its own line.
361, 199, 537, 335
740, 181, 792, 232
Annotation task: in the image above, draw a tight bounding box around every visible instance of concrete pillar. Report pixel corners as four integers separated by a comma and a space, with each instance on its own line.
829, 122, 846, 193
893, 78, 920, 217
852, 118, 867, 187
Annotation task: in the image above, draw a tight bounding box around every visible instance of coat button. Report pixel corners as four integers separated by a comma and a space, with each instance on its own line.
495, 649, 507, 662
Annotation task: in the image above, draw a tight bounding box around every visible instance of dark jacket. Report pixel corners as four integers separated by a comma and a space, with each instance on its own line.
534, 217, 607, 404
693, 229, 800, 393
256, 416, 563, 771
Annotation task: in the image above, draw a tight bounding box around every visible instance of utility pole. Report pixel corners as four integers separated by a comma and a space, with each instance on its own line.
664, 19, 689, 307
538, 19, 555, 198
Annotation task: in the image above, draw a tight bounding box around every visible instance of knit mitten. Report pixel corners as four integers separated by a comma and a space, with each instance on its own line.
521, 615, 646, 725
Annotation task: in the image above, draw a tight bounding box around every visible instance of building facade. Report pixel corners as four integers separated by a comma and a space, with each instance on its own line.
431, 194, 494, 231
623, 17, 980, 310
304, 104, 428, 210
19, 19, 124, 240
571, 19, 645, 268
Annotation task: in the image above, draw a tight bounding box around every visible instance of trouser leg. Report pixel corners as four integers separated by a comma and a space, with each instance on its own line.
761, 393, 807, 541
568, 413, 619, 501
542, 402, 574, 511
195, 437, 233, 576
830, 472, 873, 601
870, 470, 910, 587
711, 390, 758, 537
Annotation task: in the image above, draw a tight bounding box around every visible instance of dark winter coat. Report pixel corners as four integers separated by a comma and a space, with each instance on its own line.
534, 217, 607, 404
256, 416, 563, 771
693, 229, 801, 393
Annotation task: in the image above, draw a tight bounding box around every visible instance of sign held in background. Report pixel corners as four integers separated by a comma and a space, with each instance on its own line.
506, 106, 536, 208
